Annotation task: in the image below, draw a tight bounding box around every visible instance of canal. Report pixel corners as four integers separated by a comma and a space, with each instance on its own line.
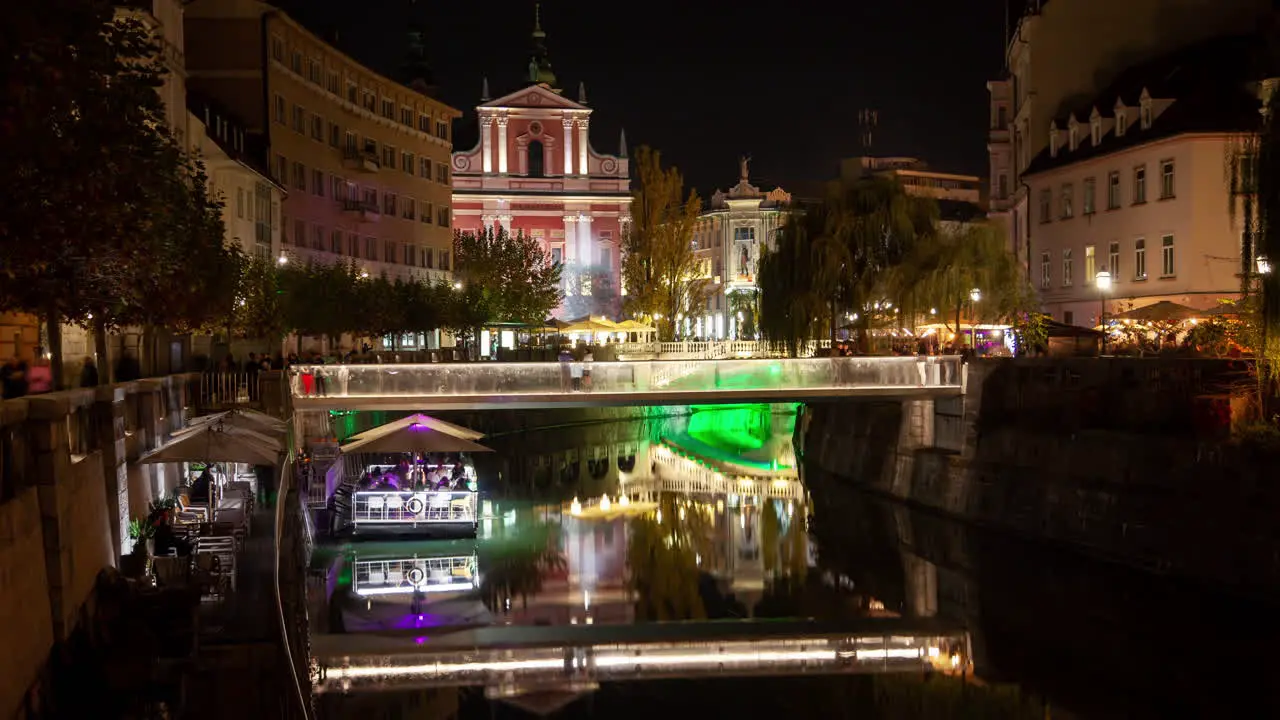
307, 403, 1278, 719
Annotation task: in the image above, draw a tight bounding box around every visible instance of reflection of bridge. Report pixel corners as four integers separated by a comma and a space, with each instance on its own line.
290, 356, 965, 410
311, 619, 970, 694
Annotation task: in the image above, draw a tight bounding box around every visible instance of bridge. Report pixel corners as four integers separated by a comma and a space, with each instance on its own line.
310, 619, 971, 695
289, 356, 966, 410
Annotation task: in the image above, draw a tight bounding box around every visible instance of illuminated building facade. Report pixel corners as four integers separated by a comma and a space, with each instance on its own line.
689, 160, 792, 340
450, 8, 631, 318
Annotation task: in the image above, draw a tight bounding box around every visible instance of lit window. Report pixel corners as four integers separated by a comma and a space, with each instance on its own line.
1134, 238, 1147, 279
1161, 235, 1175, 277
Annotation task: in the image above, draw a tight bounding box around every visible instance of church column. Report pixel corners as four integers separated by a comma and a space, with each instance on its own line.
497, 116, 509, 174
577, 214, 594, 266
562, 214, 578, 264
562, 118, 575, 176
577, 118, 589, 177
481, 116, 493, 173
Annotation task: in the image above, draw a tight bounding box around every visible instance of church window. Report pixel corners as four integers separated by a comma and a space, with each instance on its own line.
527, 140, 545, 177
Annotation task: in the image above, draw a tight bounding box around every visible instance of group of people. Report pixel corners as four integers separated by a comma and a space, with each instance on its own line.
356, 454, 470, 492
2, 352, 142, 400
557, 347, 595, 392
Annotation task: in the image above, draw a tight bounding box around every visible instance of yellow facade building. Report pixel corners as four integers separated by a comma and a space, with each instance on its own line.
184, 1, 460, 283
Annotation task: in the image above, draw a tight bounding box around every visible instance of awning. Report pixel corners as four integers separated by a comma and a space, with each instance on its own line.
341, 413, 493, 455
1110, 300, 1199, 323
137, 423, 283, 466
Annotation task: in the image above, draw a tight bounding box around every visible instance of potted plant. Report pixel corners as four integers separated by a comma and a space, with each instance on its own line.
121, 518, 154, 578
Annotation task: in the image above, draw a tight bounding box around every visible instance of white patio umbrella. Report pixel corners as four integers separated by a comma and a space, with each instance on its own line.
137, 424, 284, 466
184, 409, 287, 438
341, 413, 492, 455
343, 413, 486, 442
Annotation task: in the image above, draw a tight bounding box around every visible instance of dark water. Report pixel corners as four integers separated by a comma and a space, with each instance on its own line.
311, 404, 1278, 719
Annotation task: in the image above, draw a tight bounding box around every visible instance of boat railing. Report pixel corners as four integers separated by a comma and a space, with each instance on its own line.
352, 490, 478, 526
352, 554, 479, 596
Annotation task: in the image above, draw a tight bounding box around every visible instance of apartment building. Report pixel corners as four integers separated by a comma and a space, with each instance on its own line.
987, 0, 1270, 269
1022, 35, 1264, 325
184, 0, 460, 283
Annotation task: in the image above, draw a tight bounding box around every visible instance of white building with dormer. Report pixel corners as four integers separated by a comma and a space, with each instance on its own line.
450, 7, 630, 318
688, 158, 791, 339
1020, 34, 1267, 326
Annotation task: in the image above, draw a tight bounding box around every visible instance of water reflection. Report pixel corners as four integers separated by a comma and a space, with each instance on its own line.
308, 401, 1280, 718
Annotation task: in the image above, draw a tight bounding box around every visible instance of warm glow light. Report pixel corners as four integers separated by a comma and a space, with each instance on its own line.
599, 495, 611, 512
619, 494, 630, 507
453, 281, 463, 290
277, 254, 288, 265
1095, 269, 1112, 291
1259, 255, 1273, 275
360, 270, 370, 279
969, 288, 981, 303
570, 497, 582, 516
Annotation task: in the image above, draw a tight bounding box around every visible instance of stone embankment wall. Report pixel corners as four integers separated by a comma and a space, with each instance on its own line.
802, 358, 1280, 596
0, 371, 288, 717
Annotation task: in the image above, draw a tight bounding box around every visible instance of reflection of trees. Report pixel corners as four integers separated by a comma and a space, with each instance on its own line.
627, 495, 713, 620
479, 520, 567, 612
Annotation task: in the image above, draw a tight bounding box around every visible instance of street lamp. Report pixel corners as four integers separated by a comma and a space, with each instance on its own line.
968, 288, 981, 350
277, 253, 288, 266
1258, 255, 1273, 276
453, 281, 463, 290
1095, 269, 1112, 355
360, 270, 370, 279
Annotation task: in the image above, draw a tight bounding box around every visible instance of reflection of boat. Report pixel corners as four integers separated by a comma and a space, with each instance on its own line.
352, 554, 479, 597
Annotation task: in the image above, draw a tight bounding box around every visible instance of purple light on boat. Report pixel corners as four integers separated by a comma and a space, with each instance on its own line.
415, 636, 427, 645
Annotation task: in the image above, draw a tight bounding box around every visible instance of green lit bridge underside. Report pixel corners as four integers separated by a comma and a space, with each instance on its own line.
290, 357, 965, 411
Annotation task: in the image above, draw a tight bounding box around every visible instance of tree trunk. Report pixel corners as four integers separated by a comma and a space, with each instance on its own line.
829, 297, 839, 357
93, 317, 109, 384
955, 303, 963, 349
44, 305, 64, 390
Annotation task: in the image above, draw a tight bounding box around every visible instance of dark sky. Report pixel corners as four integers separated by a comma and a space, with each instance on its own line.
289, 0, 1011, 197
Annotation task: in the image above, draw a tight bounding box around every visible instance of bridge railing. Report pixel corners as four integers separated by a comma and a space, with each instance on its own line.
288, 355, 964, 400
615, 340, 832, 359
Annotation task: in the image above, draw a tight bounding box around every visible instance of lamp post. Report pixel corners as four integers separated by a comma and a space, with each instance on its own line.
1258, 255, 1272, 277
1095, 269, 1112, 355
968, 288, 981, 350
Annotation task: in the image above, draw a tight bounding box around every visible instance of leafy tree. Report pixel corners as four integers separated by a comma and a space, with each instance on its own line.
233, 255, 289, 342
889, 221, 1034, 344
621, 146, 706, 340
0, 1, 234, 386
759, 208, 829, 356
563, 268, 617, 320
454, 226, 562, 328
759, 177, 937, 354
727, 289, 760, 340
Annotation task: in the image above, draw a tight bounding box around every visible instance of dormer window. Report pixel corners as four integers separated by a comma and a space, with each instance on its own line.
1140, 89, 1153, 129
1049, 123, 1060, 158
1116, 109, 1127, 136
1090, 108, 1102, 146
1068, 124, 1079, 151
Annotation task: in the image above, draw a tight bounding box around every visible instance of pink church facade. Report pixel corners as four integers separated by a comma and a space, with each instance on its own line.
450, 82, 631, 318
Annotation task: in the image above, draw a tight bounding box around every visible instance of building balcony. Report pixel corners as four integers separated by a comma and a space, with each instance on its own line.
342, 147, 380, 173
342, 199, 380, 221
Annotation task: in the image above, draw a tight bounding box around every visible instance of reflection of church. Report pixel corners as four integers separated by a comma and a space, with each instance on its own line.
689, 158, 792, 339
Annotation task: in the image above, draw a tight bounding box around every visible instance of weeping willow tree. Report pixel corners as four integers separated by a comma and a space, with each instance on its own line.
759, 177, 938, 355
1226, 77, 1280, 386
627, 494, 713, 621
888, 221, 1036, 342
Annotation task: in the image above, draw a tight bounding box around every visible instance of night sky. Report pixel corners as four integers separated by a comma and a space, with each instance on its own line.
289, 0, 1011, 197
